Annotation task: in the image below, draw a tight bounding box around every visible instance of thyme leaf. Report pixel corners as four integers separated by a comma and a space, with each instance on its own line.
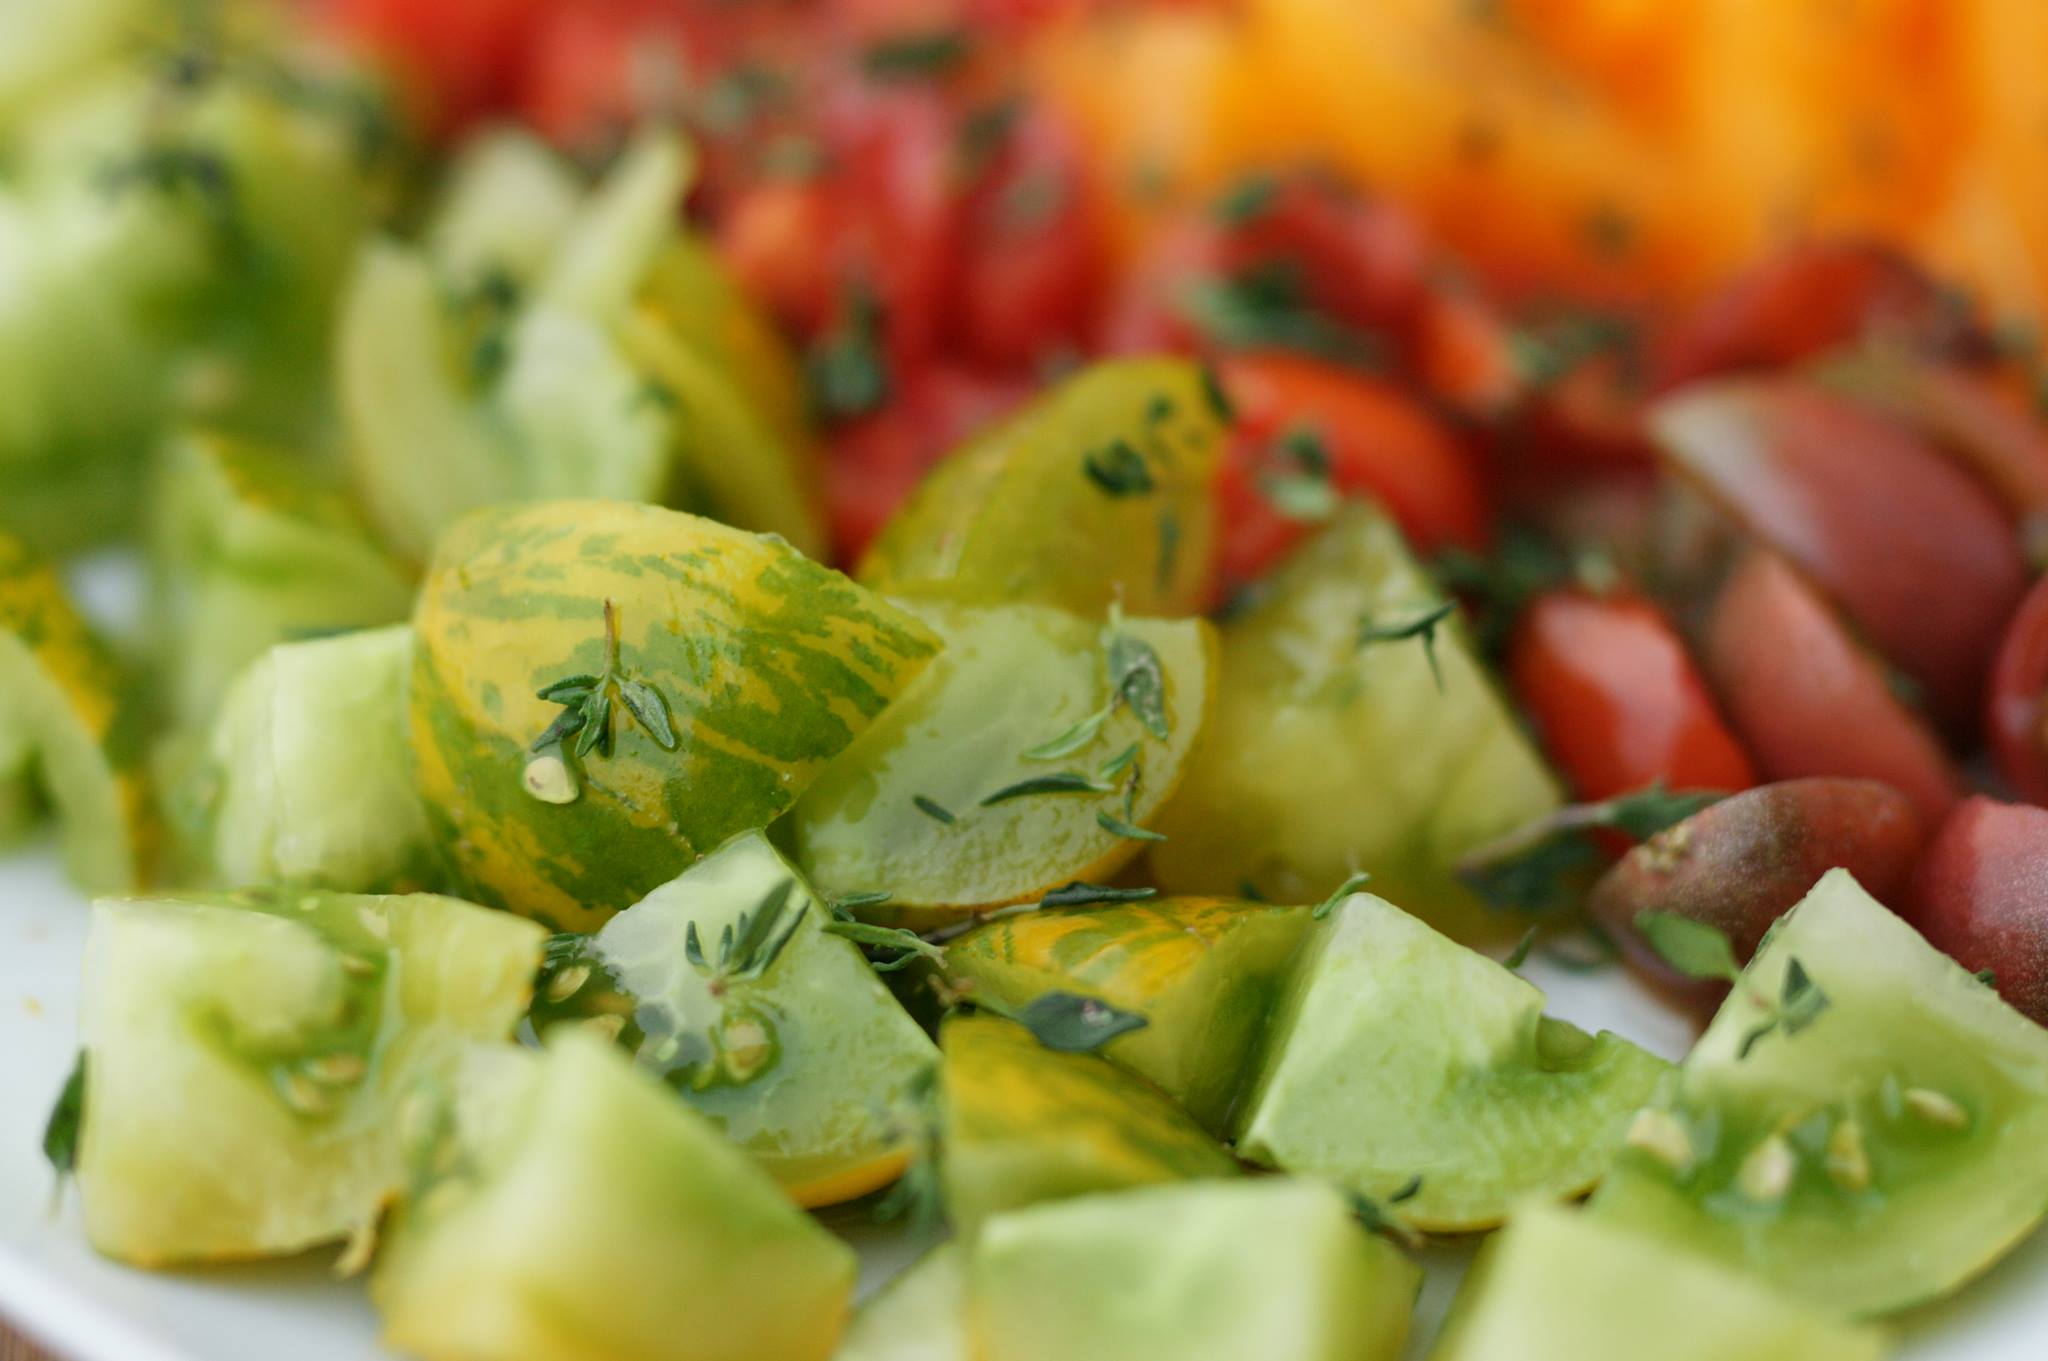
1082, 439, 1156, 496
980, 773, 1113, 805
1014, 991, 1150, 1052
1039, 882, 1159, 908
43, 1051, 86, 1178
1357, 600, 1458, 692
1096, 809, 1166, 842
912, 795, 958, 824
1311, 870, 1375, 920
821, 920, 946, 972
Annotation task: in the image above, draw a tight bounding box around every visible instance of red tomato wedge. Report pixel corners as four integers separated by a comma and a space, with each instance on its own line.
1702, 550, 1964, 826
1508, 589, 1756, 804
1988, 574, 2048, 807
1652, 379, 2028, 735
1213, 351, 1488, 588
1906, 796, 2048, 1026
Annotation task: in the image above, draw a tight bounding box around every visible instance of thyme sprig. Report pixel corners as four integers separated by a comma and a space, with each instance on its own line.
1022, 606, 1171, 760
1633, 912, 1831, 1059
1455, 783, 1724, 913
683, 881, 807, 992
531, 600, 679, 760
1357, 600, 1458, 692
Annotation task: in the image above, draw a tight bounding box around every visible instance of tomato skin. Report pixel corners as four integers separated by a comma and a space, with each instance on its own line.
1652, 239, 1982, 390
719, 179, 842, 341
1702, 551, 1964, 827
316, 0, 547, 137
1213, 352, 1488, 588
823, 363, 1033, 564
1988, 575, 2048, 807
1653, 380, 2030, 736
1591, 778, 1926, 1015
1508, 589, 1756, 804
953, 106, 1102, 370
513, 2, 700, 152
1906, 796, 2048, 1026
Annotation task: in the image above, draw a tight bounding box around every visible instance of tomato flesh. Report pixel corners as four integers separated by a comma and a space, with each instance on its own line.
1906, 796, 2048, 1026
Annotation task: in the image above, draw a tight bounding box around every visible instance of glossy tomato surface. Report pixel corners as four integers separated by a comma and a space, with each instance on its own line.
1508, 588, 1755, 803
1906, 796, 2048, 1026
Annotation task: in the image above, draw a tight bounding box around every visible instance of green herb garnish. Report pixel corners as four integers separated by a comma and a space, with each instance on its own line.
1503, 926, 1538, 972
531, 601, 679, 760
43, 1051, 86, 1178
1096, 809, 1166, 842
1040, 882, 1160, 908
1213, 172, 1280, 227
807, 285, 889, 419
1311, 870, 1375, 920
1346, 1176, 1424, 1249
1083, 439, 1157, 496
1357, 600, 1457, 692
861, 29, 973, 80
981, 773, 1114, 805
682, 881, 806, 988
1013, 991, 1150, 1052
912, 795, 958, 824
1456, 783, 1724, 912
1634, 911, 1830, 1059
821, 919, 946, 973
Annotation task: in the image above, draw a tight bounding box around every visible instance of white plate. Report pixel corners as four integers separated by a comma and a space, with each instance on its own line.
3, 842, 2046, 1360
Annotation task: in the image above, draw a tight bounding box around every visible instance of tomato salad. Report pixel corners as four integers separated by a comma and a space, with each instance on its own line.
8, 3, 2048, 1361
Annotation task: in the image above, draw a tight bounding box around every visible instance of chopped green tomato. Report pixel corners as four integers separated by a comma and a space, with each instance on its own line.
968, 1180, 1418, 1361
942, 898, 1311, 1134
0, 195, 166, 552
195, 626, 439, 893
1430, 1202, 1890, 1361
75, 889, 544, 1265
1590, 868, 2048, 1316
791, 601, 1212, 920
1234, 891, 1668, 1231
528, 833, 938, 1206
372, 1032, 856, 1361
532, 134, 695, 319
836, 1245, 967, 1361
1151, 505, 1562, 942
337, 242, 516, 560
857, 358, 1224, 616
493, 304, 673, 499
425, 131, 583, 290
0, 533, 154, 891
618, 301, 828, 560
408, 500, 938, 929
152, 432, 414, 724
939, 1014, 1238, 1237
0, 0, 144, 127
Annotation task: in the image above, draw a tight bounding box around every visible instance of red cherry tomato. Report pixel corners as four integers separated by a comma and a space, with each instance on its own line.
1508, 589, 1758, 804
315, 0, 546, 137
719, 178, 841, 342
514, 2, 700, 152
1653, 239, 1982, 390
1702, 551, 1964, 827
1988, 575, 2048, 807
953, 105, 1102, 370
1906, 796, 2048, 1025
824, 363, 1033, 564
1094, 173, 1430, 365
1213, 352, 1489, 588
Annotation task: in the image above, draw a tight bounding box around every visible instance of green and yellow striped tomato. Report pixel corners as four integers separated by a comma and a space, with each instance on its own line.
409, 500, 938, 930
940, 1014, 1239, 1239
789, 600, 1213, 923
943, 898, 1311, 1135
0, 532, 155, 891
857, 358, 1225, 617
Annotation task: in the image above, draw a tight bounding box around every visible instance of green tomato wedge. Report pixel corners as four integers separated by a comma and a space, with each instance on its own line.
409, 499, 938, 929
968, 1180, 1418, 1361
1150, 504, 1561, 943
372, 1031, 857, 1361
0, 533, 155, 891
75, 888, 544, 1265
939, 1014, 1238, 1238
1234, 891, 1668, 1231
192, 625, 439, 893
857, 358, 1224, 616
152, 431, 414, 724
1430, 1201, 1890, 1361
528, 832, 938, 1207
941, 898, 1311, 1134
1589, 867, 2048, 1316
0, 0, 145, 127
837, 1245, 967, 1361
790, 600, 1212, 920
425, 130, 583, 291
